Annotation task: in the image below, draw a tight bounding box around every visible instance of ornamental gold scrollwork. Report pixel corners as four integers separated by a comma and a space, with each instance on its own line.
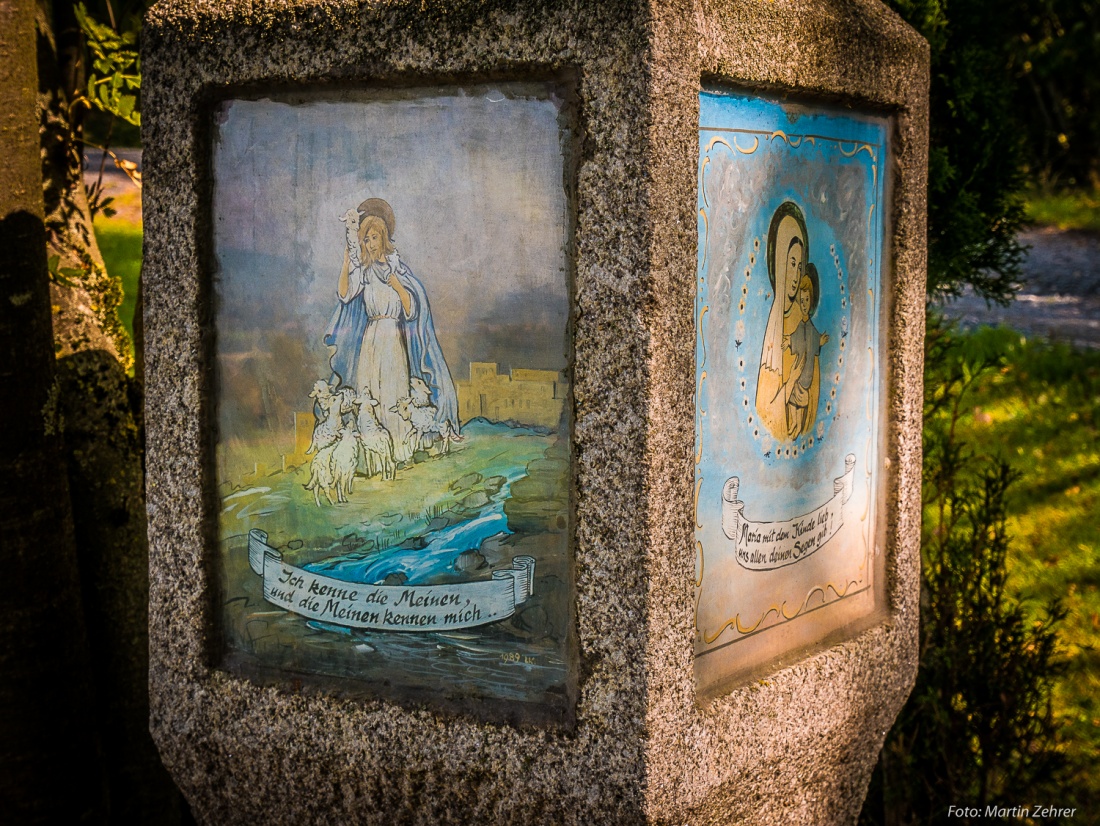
702, 578, 862, 643
839, 142, 875, 160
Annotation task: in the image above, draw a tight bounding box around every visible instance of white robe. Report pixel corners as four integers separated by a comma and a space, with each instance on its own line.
346, 260, 415, 463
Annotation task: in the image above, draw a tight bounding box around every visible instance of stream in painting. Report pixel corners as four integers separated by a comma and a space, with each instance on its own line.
217, 420, 572, 712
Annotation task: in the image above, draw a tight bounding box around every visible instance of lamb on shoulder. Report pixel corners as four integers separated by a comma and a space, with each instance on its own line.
339, 208, 362, 269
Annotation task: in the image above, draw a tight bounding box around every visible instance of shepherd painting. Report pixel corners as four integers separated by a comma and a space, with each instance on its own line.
305, 197, 461, 505
324, 198, 459, 467
212, 84, 574, 719
694, 89, 888, 693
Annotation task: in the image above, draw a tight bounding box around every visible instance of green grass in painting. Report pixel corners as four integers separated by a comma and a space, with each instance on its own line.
215, 423, 572, 703
218, 423, 557, 559
93, 219, 142, 348
946, 325, 1100, 807
1024, 187, 1100, 233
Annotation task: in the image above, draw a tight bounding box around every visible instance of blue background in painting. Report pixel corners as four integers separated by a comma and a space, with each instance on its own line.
698, 93, 886, 147
695, 89, 886, 525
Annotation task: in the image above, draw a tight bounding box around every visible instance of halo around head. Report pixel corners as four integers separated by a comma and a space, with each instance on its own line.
766, 201, 808, 290
357, 198, 396, 240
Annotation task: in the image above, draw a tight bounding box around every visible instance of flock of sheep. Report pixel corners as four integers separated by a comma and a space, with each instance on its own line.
302, 377, 450, 507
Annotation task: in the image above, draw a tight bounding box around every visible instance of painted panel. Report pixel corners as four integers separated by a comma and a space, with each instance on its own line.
694, 89, 888, 692
212, 84, 574, 718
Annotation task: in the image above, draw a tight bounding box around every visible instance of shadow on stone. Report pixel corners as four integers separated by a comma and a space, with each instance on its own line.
57, 349, 190, 824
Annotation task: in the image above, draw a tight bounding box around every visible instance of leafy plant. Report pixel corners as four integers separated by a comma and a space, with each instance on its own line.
886, 0, 1100, 300
74, 2, 140, 128
861, 319, 1071, 825
72, 2, 143, 220
885, 0, 1027, 305
1010, 0, 1100, 189
948, 327, 1100, 813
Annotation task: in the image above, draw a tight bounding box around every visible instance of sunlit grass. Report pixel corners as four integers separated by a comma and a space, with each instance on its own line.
950, 325, 1100, 805
93, 217, 142, 349
1024, 186, 1100, 232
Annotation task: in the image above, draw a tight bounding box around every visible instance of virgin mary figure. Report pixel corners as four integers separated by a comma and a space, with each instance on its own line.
323, 198, 459, 464
755, 201, 809, 440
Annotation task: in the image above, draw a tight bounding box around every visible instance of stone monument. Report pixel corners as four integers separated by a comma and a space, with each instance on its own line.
142, 0, 928, 821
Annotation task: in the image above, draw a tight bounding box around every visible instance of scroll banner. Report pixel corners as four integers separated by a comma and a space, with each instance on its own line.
721, 455, 856, 571
247, 529, 535, 631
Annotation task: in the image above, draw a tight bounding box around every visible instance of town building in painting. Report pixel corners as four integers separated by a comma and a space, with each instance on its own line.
455, 362, 569, 430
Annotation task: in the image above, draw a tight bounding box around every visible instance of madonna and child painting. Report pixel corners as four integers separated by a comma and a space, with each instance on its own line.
693, 89, 889, 693
755, 201, 830, 444
211, 85, 575, 719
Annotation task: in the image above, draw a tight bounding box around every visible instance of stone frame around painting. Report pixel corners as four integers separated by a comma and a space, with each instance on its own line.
198, 78, 582, 727
143, 0, 929, 816
693, 84, 897, 698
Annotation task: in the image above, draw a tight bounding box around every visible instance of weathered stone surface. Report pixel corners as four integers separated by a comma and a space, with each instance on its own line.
143, 0, 927, 823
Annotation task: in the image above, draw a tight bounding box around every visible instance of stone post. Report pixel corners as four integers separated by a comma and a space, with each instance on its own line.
143, 0, 927, 822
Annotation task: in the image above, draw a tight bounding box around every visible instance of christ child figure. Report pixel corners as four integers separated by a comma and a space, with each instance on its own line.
784, 270, 829, 439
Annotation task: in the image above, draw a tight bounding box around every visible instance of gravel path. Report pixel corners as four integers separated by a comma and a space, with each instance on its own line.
937, 227, 1100, 349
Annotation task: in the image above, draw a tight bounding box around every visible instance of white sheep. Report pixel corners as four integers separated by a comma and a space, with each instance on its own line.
391, 395, 448, 454
406, 377, 458, 454
355, 389, 396, 481
335, 386, 358, 423
330, 425, 360, 503
409, 376, 432, 407
435, 420, 459, 455
339, 208, 362, 269
304, 441, 338, 506
307, 380, 341, 455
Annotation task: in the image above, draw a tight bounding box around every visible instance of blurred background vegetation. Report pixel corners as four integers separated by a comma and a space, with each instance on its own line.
887, 0, 1098, 303
857, 0, 1100, 823
70, 0, 1098, 821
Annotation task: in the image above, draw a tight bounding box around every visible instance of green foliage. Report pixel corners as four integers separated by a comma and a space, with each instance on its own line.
73, 2, 140, 127
886, 0, 1100, 298
1010, 1, 1100, 188
862, 319, 1072, 825
948, 327, 1100, 812
67, 2, 143, 221
1024, 186, 1100, 232
93, 220, 141, 350
886, 0, 1027, 304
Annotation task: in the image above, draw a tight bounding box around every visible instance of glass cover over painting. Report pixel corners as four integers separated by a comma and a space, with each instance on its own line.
212, 84, 574, 719
695, 89, 888, 692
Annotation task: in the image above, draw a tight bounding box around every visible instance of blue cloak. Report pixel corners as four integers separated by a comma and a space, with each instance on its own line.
323, 255, 460, 436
